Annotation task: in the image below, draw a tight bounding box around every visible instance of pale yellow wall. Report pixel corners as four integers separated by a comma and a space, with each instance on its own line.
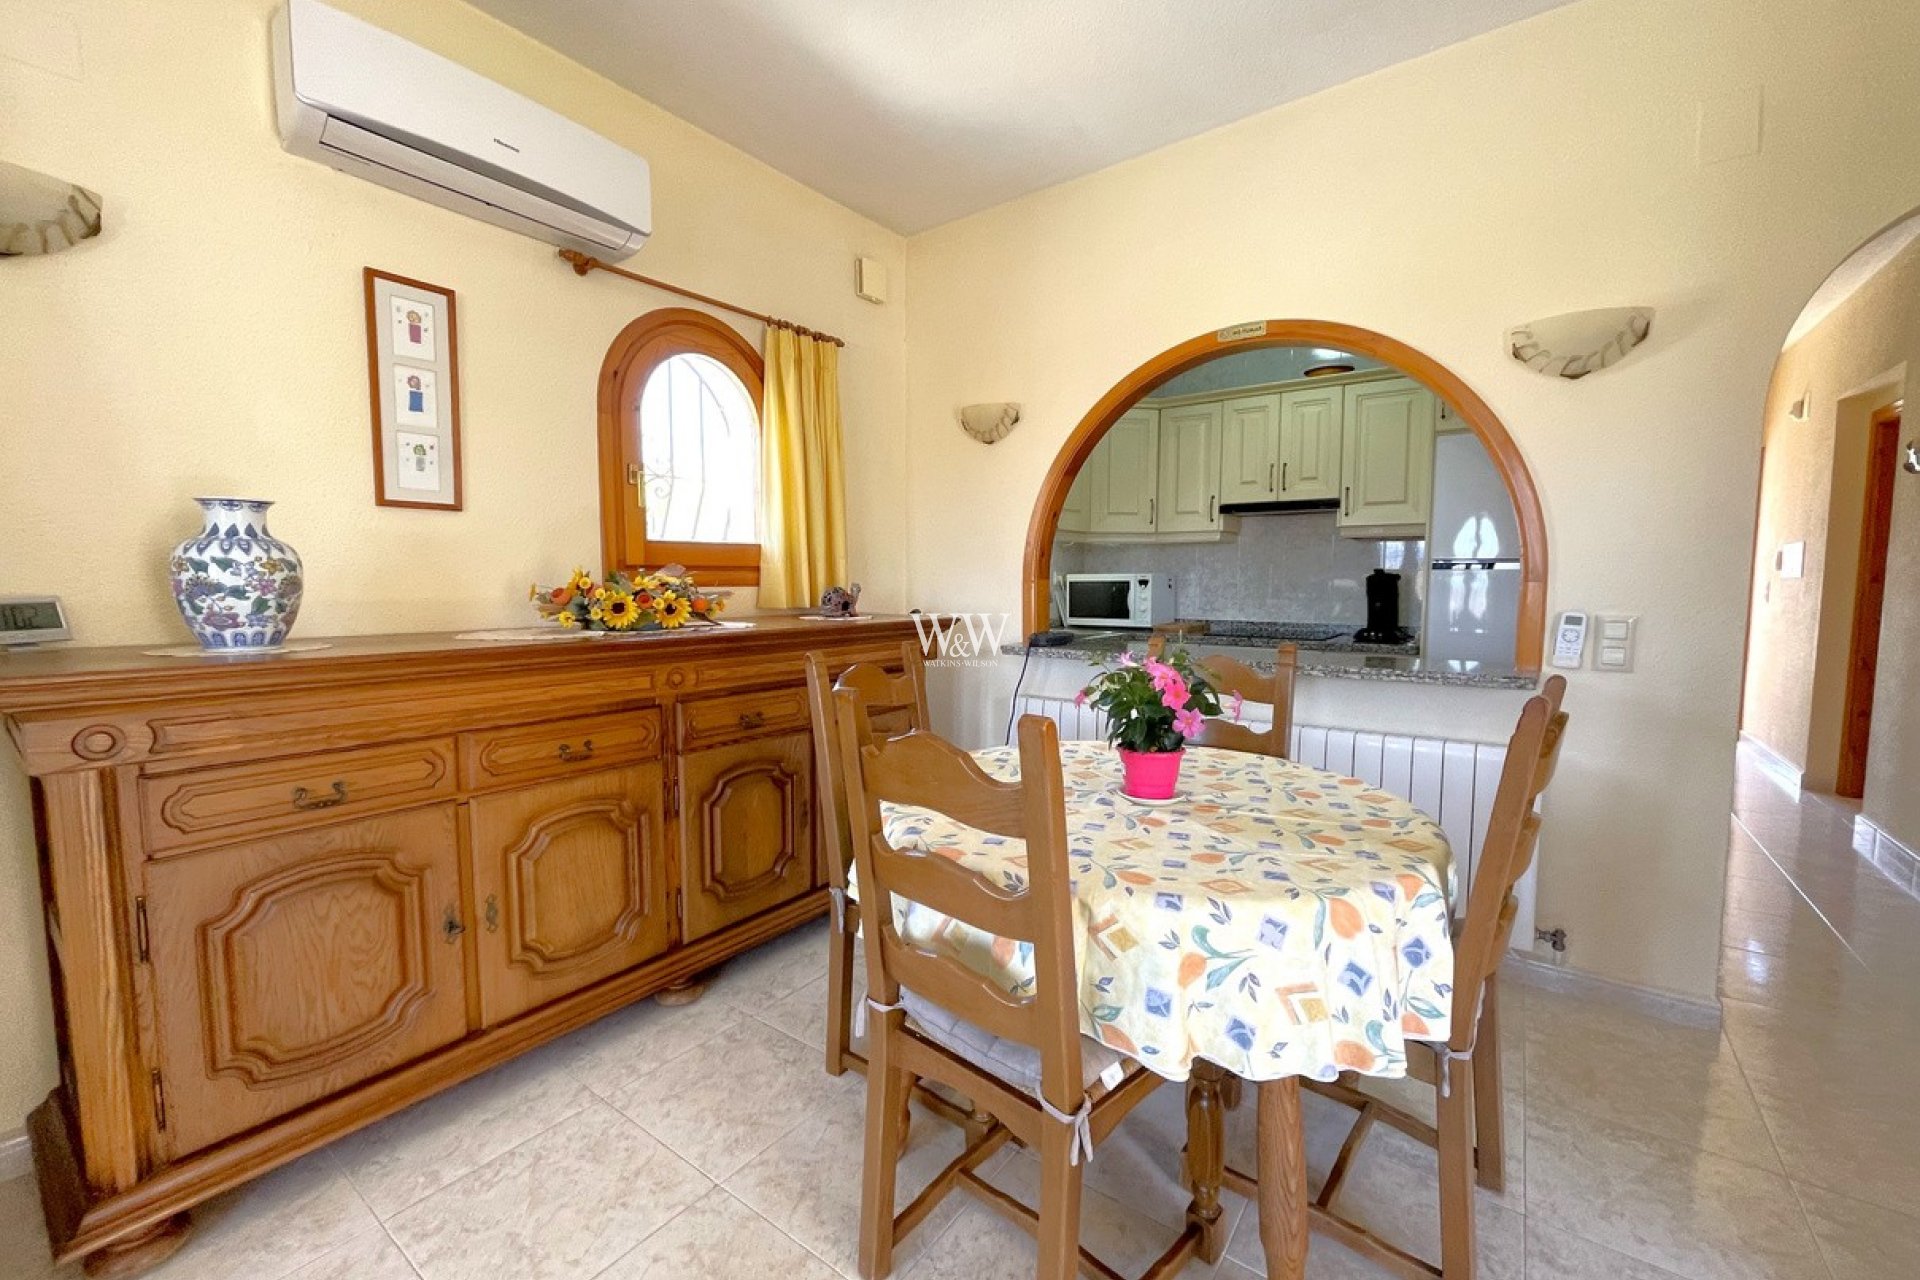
0, 0, 907, 1131
905, 0, 1920, 1001
1744, 235, 1920, 847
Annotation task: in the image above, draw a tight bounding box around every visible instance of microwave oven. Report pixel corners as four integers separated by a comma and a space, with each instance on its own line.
1061, 574, 1175, 629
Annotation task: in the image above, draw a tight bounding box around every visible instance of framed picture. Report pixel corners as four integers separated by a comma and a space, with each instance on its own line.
364, 268, 462, 510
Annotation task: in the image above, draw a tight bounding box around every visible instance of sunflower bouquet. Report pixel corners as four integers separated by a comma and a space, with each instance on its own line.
530, 565, 730, 633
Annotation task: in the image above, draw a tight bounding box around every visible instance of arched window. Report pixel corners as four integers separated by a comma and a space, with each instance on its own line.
597, 308, 763, 584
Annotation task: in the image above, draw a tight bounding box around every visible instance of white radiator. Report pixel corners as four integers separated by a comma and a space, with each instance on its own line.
1010, 694, 1535, 943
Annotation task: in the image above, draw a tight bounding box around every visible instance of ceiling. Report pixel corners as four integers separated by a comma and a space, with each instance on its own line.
470, 0, 1577, 234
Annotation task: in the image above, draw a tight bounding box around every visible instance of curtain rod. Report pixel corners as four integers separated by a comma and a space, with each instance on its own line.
558, 249, 845, 347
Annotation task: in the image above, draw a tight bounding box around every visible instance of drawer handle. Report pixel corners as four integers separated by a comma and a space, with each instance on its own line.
737, 711, 766, 731
558, 739, 595, 763
443, 906, 466, 944
484, 894, 500, 933
292, 781, 348, 811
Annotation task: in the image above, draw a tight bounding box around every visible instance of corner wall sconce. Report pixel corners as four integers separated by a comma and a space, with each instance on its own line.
959, 402, 1020, 444
1507, 306, 1653, 380
1, 159, 102, 257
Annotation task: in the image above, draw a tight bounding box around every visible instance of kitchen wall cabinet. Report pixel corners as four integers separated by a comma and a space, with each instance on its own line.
0, 619, 919, 1276
1058, 464, 1093, 534
1155, 402, 1223, 533
1218, 393, 1280, 505
1278, 385, 1343, 502
1339, 376, 1435, 537
1088, 407, 1159, 534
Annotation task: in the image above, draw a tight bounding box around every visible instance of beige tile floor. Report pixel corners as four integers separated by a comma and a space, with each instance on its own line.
7, 742, 1920, 1278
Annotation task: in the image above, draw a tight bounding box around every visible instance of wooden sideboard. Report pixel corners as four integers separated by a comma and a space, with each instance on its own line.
0, 617, 920, 1275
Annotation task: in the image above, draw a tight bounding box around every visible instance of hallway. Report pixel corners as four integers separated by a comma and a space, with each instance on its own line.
1713, 743, 1920, 1274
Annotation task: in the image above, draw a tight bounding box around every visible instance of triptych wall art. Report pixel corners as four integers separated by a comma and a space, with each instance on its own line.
363, 267, 463, 509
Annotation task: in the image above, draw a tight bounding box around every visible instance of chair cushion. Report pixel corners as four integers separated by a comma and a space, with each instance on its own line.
900, 989, 1127, 1097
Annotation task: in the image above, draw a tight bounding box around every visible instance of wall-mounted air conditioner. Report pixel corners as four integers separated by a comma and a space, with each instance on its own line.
271, 0, 651, 259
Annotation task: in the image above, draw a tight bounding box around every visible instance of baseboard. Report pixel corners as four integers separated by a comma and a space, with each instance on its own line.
1852, 812, 1920, 900
0, 1126, 29, 1182
1738, 732, 1804, 798
1503, 951, 1722, 1029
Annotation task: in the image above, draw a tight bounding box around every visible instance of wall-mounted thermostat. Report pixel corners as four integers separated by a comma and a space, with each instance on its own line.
1551, 611, 1587, 670
0, 596, 72, 649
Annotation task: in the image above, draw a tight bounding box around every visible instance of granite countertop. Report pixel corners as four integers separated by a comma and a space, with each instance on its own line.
1003, 629, 1539, 691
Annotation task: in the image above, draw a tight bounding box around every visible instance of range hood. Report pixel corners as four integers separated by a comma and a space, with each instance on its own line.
1218, 497, 1341, 516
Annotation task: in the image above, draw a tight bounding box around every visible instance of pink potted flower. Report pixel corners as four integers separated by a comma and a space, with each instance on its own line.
1080, 647, 1226, 799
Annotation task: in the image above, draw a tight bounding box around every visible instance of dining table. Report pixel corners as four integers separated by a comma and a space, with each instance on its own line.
879, 738, 1458, 1279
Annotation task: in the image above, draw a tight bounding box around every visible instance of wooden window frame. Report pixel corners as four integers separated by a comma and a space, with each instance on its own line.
597, 307, 765, 586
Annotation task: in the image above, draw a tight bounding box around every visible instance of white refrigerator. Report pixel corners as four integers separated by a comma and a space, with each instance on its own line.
1423, 432, 1523, 667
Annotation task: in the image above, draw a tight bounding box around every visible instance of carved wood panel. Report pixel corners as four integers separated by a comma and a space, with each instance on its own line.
139, 740, 456, 856
469, 765, 671, 1025
679, 732, 815, 940
145, 806, 467, 1157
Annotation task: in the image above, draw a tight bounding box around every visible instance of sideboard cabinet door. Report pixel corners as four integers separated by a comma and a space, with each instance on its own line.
146, 806, 468, 1157
678, 731, 815, 940
469, 764, 672, 1026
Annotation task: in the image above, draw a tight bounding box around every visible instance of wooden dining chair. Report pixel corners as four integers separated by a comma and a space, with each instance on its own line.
1144, 637, 1299, 758
1289, 675, 1569, 1279
835, 698, 1203, 1280
804, 641, 930, 1079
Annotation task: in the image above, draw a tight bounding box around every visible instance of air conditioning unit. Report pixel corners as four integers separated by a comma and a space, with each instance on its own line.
270, 0, 650, 259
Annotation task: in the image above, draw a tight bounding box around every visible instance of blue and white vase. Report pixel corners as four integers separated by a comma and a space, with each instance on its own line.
168, 498, 304, 649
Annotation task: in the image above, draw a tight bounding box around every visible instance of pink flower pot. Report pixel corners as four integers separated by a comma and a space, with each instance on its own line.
1118, 747, 1185, 800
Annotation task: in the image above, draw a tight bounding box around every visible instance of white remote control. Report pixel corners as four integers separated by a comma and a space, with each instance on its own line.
1552, 611, 1588, 670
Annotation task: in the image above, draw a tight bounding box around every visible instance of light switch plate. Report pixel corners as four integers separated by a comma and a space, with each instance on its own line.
1594, 615, 1638, 672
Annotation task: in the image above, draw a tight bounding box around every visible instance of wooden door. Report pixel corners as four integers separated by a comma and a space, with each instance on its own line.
1089, 408, 1159, 533
469, 765, 672, 1025
678, 731, 815, 940
1218, 394, 1280, 505
1156, 401, 1223, 533
1278, 386, 1342, 501
1340, 378, 1435, 532
1837, 409, 1901, 798
146, 806, 468, 1157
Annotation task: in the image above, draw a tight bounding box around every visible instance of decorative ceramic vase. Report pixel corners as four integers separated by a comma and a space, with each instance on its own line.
1118, 747, 1184, 800
168, 498, 304, 649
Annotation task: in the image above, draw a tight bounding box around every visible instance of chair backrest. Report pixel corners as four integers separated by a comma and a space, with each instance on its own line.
1142, 638, 1297, 758
1448, 674, 1569, 1049
834, 695, 1087, 1112
1193, 646, 1298, 759
805, 641, 931, 895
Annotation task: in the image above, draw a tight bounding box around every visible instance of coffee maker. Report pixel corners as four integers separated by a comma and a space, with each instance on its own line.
1354, 569, 1413, 645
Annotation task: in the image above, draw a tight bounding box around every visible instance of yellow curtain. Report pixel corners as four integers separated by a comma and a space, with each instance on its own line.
759, 324, 848, 608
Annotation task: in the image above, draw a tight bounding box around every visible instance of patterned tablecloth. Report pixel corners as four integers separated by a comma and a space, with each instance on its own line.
876, 741, 1456, 1083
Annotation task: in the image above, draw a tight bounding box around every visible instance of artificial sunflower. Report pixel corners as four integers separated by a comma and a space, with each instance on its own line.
566, 567, 595, 594
655, 593, 693, 628
593, 590, 642, 629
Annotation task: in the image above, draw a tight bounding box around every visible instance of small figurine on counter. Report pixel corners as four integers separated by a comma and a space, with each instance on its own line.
819, 583, 862, 618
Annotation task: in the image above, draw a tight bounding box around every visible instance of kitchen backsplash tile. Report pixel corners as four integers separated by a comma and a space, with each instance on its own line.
1055, 512, 1426, 629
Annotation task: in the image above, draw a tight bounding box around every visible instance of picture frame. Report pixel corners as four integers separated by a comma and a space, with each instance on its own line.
363, 268, 463, 510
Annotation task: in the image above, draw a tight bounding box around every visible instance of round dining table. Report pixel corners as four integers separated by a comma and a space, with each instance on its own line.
880, 739, 1458, 1279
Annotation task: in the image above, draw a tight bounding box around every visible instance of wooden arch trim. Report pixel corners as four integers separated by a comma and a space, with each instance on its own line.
596, 306, 766, 585
1022, 320, 1549, 669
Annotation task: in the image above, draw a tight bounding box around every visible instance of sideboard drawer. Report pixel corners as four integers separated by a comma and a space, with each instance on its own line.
677, 684, 812, 751
460, 707, 664, 790
141, 740, 457, 855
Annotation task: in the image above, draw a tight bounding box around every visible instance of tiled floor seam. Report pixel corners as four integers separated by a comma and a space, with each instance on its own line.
1729, 810, 1865, 965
